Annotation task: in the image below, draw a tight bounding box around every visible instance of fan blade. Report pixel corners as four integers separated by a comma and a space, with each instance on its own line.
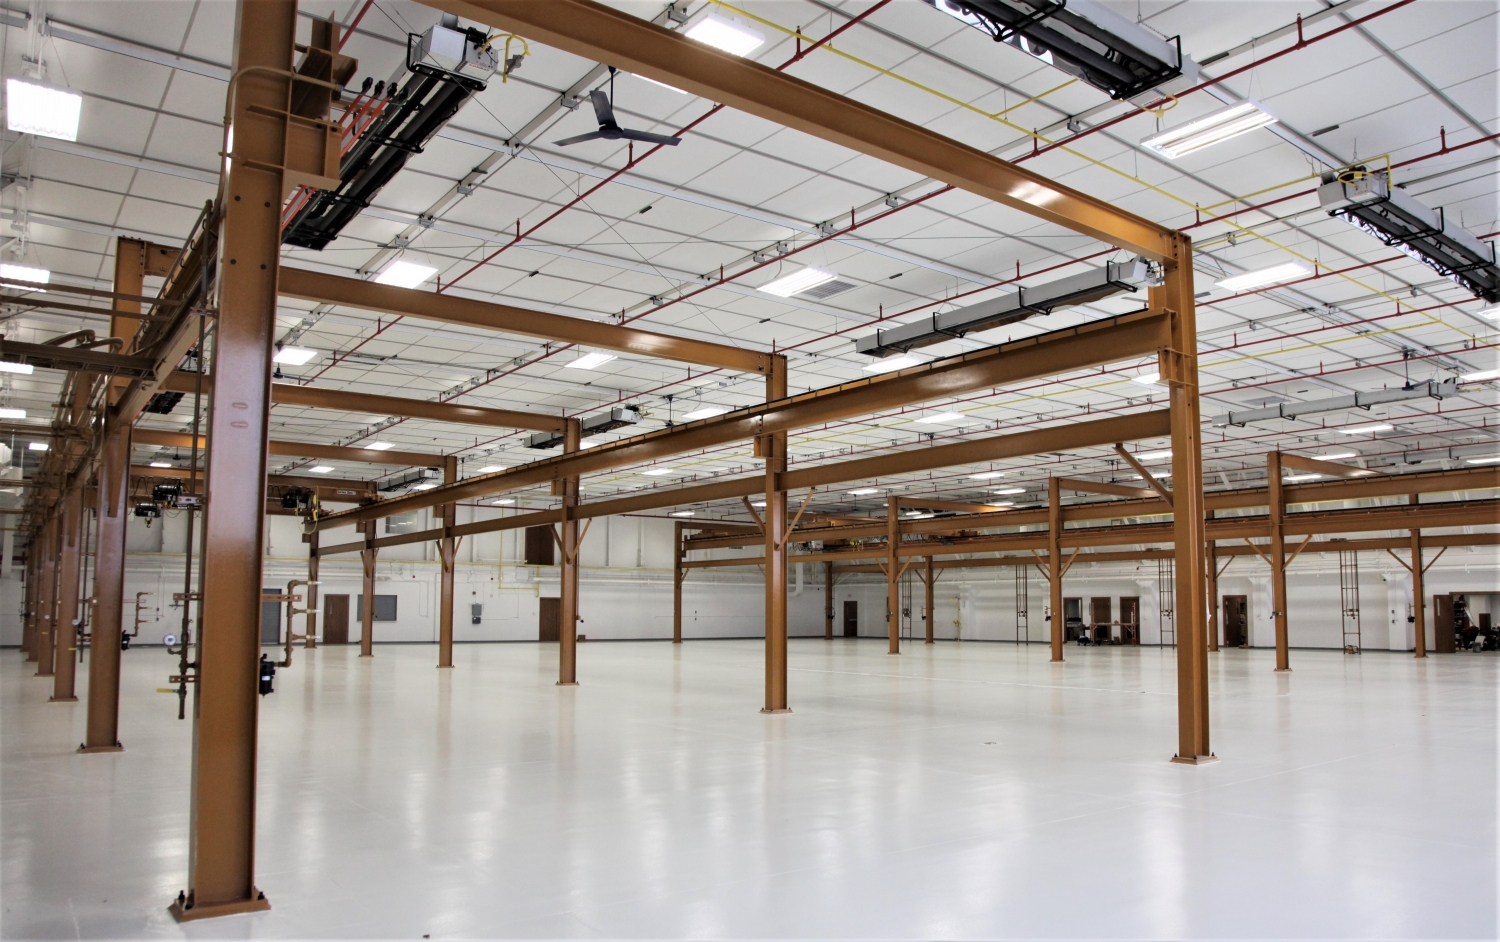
553, 131, 606, 147
619, 128, 682, 146
589, 89, 615, 127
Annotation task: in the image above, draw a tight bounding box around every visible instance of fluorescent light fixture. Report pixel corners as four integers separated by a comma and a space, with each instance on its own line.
0, 361, 34, 374
149, 461, 172, 468
566, 351, 617, 370
374, 259, 437, 289
912, 412, 964, 425
992, 487, 1025, 496
1215, 262, 1311, 292
1337, 423, 1393, 435
751, 501, 767, 508
6, 78, 83, 141
1316, 452, 1358, 461
26, 442, 46, 451
475, 466, 503, 474
272, 346, 319, 366
365, 441, 394, 451
640, 468, 676, 476
1465, 456, 1500, 465
669, 510, 696, 517
1141, 100, 1276, 159
759, 267, 835, 298
0, 408, 26, 419
579, 438, 602, 448
410, 483, 437, 491
1477, 306, 1500, 321
308, 465, 335, 474
1462, 368, 1500, 381
987, 501, 1015, 508
635, 73, 686, 93
1134, 450, 1172, 461
683, 406, 728, 420
905, 512, 935, 520
969, 471, 1005, 480
491, 498, 515, 505
1129, 471, 1173, 480
1132, 370, 1162, 386
847, 488, 879, 496
0, 263, 50, 289
1283, 473, 1323, 483
863, 354, 927, 374
684, 12, 766, 56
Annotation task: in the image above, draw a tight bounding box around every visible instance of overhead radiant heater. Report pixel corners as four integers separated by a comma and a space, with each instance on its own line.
526, 406, 643, 450
1319, 169, 1500, 303
854, 258, 1152, 359
925, 0, 1197, 103
281, 18, 499, 250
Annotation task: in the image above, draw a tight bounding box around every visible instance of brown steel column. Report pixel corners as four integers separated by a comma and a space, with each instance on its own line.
21, 547, 36, 661
304, 532, 318, 648
81, 413, 131, 751
762, 357, 790, 712
1410, 494, 1425, 658
34, 520, 56, 677
1048, 477, 1064, 663
360, 521, 377, 658
558, 418, 581, 685
1160, 233, 1211, 763
924, 556, 935, 644
437, 455, 457, 668
672, 521, 683, 644
1206, 533, 1219, 653
172, 0, 299, 919
1268, 451, 1290, 672
886, 495, 900, 655
51, 488, 84, 702
823, 560, 834, 640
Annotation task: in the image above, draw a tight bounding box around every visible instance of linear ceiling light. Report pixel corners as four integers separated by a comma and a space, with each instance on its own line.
992, 487, 1025, 495
27, 442, 47, 451
1478, 306, 1500, 321
365, 442, 394, 451
1215, 262, 1310, 292
759, 267, 836, 298
1283, 473, 1323, 483
683, 406, 728, 420
968, 471, 1005, 480
1466, 456, 1500, 465
308, 465, 335, 474
374, 259, 438, 289
1141, 100, 1276, 159
641, 468, 677, 476
1337, 423, 1394, 435
1315, 452, 1358, 461
272, 346, 319, 366
669, 510, 696, 517
491, 498, 514, 505
1134, 450, 1172, 461
635, 73, 686, 93
475, 466, 503, 474
1131, 370, 1163, 386
0, 263, 50, 290
566, 351, 617, 370
862, 354, 927, 374
847, 488, 879, 496
912, 412, 964, 425
6, 78, 82, 141
0, 361, 34, 374
149, 461, 172, 468
684, 12, 766, 56
0, 408, 26, 419
1462, 368, 1499, 381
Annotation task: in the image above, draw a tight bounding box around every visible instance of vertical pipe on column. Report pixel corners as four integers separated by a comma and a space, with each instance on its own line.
35, 521, 57, 676
305, 532, 318, 649
1409, 494, 1425, 658
762, 356, 790, 712
885, 495, 900, 655
1159, 232, 1212, 763
437, 455, 457, 669
823, 560, 834, 640
672, 521, 683, 644
558, 418, 581, 685
360, 521, 377, 658
923, 557, 934, 644
21, 544, 36, 661
172, 1, 300, 920
51, 487, 84, 702
1268, 451, 1290, 672
81, 413, 130, 751
1206, 529, 1219, 654
1048, 477, 1063, 663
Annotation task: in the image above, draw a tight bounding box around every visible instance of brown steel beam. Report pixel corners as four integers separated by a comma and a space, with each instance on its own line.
49, 486, 83, 702
1280, 453, 1378, 480
309, 312, 1172, 530
763, 360, 790, 710
133, 428, 440, 468
1048, 477, 1063, 662
163, 373, 568, 433
360, 521, 377, 658
278, 266, 770, 374
1268, 452, 1290, 672
81, 411, 130, 752
558, 419, 582, 685
1056, 477, 1155, 500
0, 339, 156, 377
424, 0, 1173, 260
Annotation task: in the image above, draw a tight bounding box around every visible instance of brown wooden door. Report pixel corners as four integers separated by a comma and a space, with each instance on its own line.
843, 600, 858, 637
1223, 595, 1248, 647
1434, 595, 1456, 653
323, 594, 350, 644
539, 597, 561, 642
1089, 597, 1111, 642
1119, 597, 1140, 644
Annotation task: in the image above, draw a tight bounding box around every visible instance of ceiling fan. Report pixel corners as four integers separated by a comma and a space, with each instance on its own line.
554, 68, 681, 148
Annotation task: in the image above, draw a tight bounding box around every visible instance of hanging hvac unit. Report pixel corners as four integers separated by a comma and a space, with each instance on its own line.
925, 0, 1197, 103
376, 467, 440, 492
1319, 168, 1500, 303
526, 406, 642, 449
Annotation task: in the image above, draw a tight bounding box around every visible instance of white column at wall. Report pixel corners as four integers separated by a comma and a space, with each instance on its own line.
1134, 578, 1159, 645
1386, 579, 1412, 651
1248, 576, 1273, 648
1, 526, 11, 576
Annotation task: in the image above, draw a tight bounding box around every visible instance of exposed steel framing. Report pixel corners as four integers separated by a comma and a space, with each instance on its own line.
133, 428, 442, 468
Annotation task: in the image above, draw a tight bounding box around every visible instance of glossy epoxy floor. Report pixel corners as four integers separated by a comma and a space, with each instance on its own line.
3, 639, 1496, 940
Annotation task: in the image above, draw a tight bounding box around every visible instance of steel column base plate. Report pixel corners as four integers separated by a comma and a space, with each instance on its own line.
78, 743, 124, 754
1170, 754, 1219, 765
759, 708, 793, 714
436, 665, 454, 670
168, 890, 271, 922
48, 696, 78, 702
1274, 668, 1292, 673
556, 681, 579, 686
